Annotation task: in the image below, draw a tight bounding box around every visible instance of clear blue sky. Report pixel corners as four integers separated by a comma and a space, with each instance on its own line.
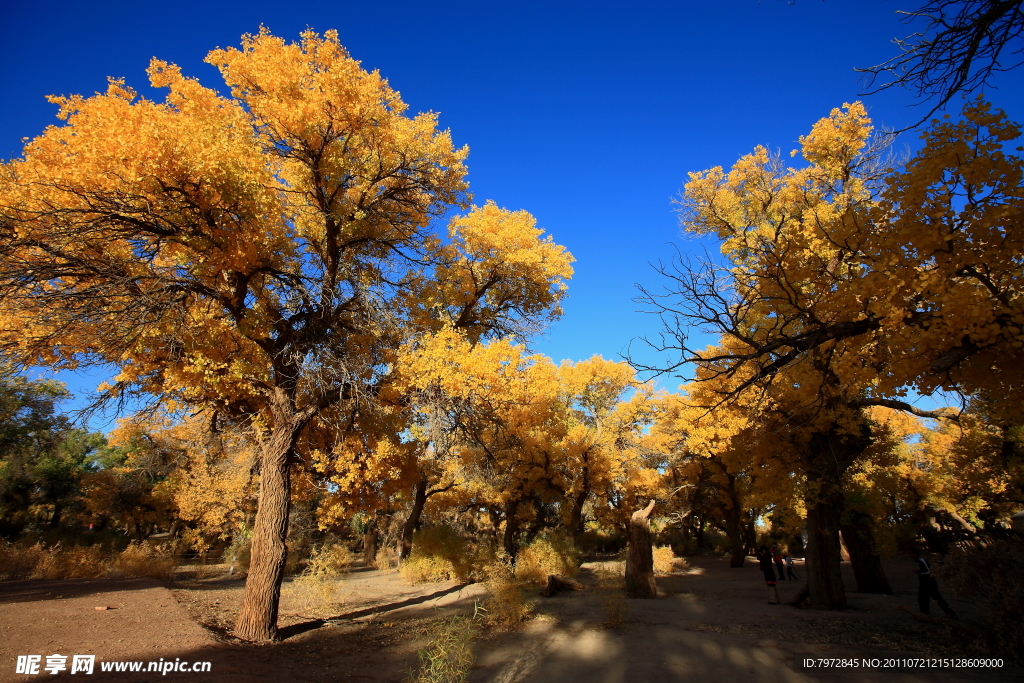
2, 0, 1021, 429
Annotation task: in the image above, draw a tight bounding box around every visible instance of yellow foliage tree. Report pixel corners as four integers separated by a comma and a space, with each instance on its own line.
0, 30, 571, 640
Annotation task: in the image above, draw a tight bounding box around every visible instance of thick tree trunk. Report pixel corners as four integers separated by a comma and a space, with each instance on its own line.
805, 491, 846, 609
400, 476, 428, 561
625, 500, 657, 598
235, 433, 292, 641
840, 508, 893, 594
724, 506, 745, 568
567, 485, 589, 536
503, 498, 521, 560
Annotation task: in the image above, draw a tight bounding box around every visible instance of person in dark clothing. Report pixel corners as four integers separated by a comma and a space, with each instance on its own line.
784, 553, 799, 580
772, 545, 787, 580
909, 549, 957, 619
757, 546, 780, 604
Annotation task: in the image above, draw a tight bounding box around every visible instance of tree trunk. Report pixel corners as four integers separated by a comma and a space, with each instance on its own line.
363, 518, 378, 568
724, 506, 745, 568
400, 476, 428, 560
743, 515, 757, 556
503, 498, 521, 560
805, 490, 846, 609
235, 432, 292, 641
715, 461, 745, 567
625, 500, 657, 598
840, 508, 892, 594
567, 485, 589, 536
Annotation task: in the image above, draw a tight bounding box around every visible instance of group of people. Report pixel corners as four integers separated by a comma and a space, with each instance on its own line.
755, 545, 797, 605
752, 544, 958, 619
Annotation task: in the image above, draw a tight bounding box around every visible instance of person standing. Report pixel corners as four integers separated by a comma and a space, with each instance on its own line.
772, 545, 787, 580
784, 552, 799, 580
909, 549, 958, 619
757, 546, 780, 604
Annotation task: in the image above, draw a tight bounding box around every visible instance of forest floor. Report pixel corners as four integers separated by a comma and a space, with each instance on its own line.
0, 555, 1019, 683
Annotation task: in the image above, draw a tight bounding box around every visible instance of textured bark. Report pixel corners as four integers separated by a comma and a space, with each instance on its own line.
805, 488, 846, 609
400, 476, 428, 560
235, 430, 292, 641
841, 508, 893, 594
625, 500, 657, 598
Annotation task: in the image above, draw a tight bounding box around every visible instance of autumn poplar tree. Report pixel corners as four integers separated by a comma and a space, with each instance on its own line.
0, 30, 572, 640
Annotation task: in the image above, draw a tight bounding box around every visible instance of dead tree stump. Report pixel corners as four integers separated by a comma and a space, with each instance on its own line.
625, 500, 657, 598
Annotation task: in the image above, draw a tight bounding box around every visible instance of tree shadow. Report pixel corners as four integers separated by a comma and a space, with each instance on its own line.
277, 582, 474, 640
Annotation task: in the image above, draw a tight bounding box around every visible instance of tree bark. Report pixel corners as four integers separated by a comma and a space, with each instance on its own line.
840, 508, 893, 594
625, 500, 658, 598
235, 431, 292, 641
805, 488, 846, 609
400, 476, 428, 560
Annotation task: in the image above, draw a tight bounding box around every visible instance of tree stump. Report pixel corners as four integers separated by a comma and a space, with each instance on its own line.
625, 500, 657, 598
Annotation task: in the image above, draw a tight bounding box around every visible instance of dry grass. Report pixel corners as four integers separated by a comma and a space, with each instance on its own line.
108, 542, 176, 581
0, 541, 178, 582
375, 546, 400, 573
405, 616, 477, 683
282, 541, 355, 615
592, 566, 627, 629
653, 546, 687, 575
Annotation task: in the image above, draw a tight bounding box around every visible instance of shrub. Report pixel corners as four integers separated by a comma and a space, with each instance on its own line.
222, 532, 252, 575
653, 546, 687, 575
305, 541, 356, 578
937, 540, 1024, 661
0, 542, 48, 581
477, 556, 533, 627
30, 543, 107, 580
108, 542, 176, 581
514, 531, 580, 584
406, 616, 477, 683
375, 546, 400, 573
400, 525, 471, 583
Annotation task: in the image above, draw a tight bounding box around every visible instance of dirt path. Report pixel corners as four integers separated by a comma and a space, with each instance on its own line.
1, 556, 1018, 683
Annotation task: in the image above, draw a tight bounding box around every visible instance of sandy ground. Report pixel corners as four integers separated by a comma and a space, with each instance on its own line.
1, 556, 1019, 683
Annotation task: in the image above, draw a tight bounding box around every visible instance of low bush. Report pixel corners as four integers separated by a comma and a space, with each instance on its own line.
31, 544, 107, 580
375, 546, 400, 573
108, 542, 176, 581
514, 531, 580, 584
479, 557, 533, 627
653, 546, 687, 575
305, 541, 356, 578
400, 525, 471, 583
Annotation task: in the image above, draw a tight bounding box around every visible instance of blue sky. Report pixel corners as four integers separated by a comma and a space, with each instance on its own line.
2, 0, 1021, 429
